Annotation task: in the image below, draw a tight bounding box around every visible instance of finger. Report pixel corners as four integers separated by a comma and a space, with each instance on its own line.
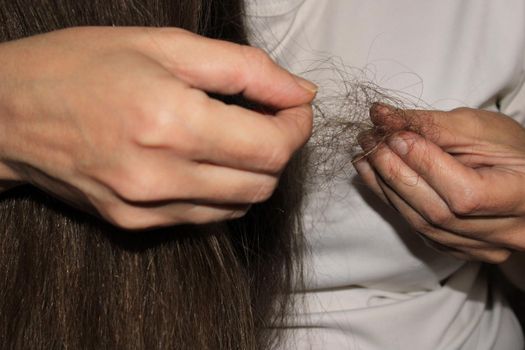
445, 215, 525, 250
419, 237, 475, 261
139, 28, 317, 108
173, 97, 312, 173
374, 174, 497, 251
421, 237, 466, 256
370, 104, 525, 150
366, 141, 454, 222
422, 238, 510, 264
164, 162, 279, 204
358, 135, 519, 255
367, 142, 525, 243
352, 157, 389, 204
100, 200, 251, 230
352, 151, 514, 248
369, 104, 461, 146
387, 131, 525, 215
459, 248, 511, 264
198, 101, 313, 173
95, 152, 281, 204
369, 103, 443, 142
136, 82, 313, 173
376, 175, 512, 263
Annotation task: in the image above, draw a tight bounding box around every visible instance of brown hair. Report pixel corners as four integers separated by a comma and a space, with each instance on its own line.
0, 1, 305, 349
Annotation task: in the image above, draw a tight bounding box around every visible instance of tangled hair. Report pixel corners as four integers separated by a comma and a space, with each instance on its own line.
291, 57, 430, 188
0, 1, 306, 349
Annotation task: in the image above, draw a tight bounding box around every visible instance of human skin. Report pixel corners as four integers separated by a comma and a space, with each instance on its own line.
354, 104, 525, 265
0, 27, 316, 229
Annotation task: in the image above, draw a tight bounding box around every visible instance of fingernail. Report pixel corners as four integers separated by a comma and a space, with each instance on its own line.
371, 102, 395, 117
293, 75, 318, 95
387, 136, 408, 156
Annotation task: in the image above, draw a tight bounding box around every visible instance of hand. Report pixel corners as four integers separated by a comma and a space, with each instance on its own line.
354, 104, 525, 263
0, 27, 316, 229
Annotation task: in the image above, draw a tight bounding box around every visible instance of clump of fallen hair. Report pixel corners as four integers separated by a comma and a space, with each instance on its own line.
303, 60, 434, 187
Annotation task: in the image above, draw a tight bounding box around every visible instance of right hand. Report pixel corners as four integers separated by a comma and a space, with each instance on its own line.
0, 27, 316, 229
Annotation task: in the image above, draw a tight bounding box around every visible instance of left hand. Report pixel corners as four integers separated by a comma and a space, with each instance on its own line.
353, 104, 525, 263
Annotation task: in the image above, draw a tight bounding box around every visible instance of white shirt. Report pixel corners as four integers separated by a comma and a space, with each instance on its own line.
246, 1, 525, 349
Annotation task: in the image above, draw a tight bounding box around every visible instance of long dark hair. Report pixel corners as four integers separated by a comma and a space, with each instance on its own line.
0, 1, 305, 349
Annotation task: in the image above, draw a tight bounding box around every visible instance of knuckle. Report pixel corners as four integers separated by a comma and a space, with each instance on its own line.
424, 208, 455, 228
266, 147, 291, 173
189, 208, 249, 225
450, 107, 480, 124
105, 205, 154, 230
289, 105, 314, 144
229, 208, 250, 220
262, 145, 293, 173
241, 46, 272, 68
382, 159, 403, 184
405, 138, 435, 170
398, 171, 422, 188
232, 46, 273, 91
139, 110, 165, 134
250, 177, 279, 203
484, 250, 512, 264
412, 219, 434, 234
126, 113, 160, 146
419, 148, 437, 170
450, 107, 475, 116
133, 88, 207, 148
448, 188, 480, 215
112, 172, 156, 202
154, 26, 190, 39
403, 213, 432, 233
129, 104, 167, 141
187, 90, 216, 129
